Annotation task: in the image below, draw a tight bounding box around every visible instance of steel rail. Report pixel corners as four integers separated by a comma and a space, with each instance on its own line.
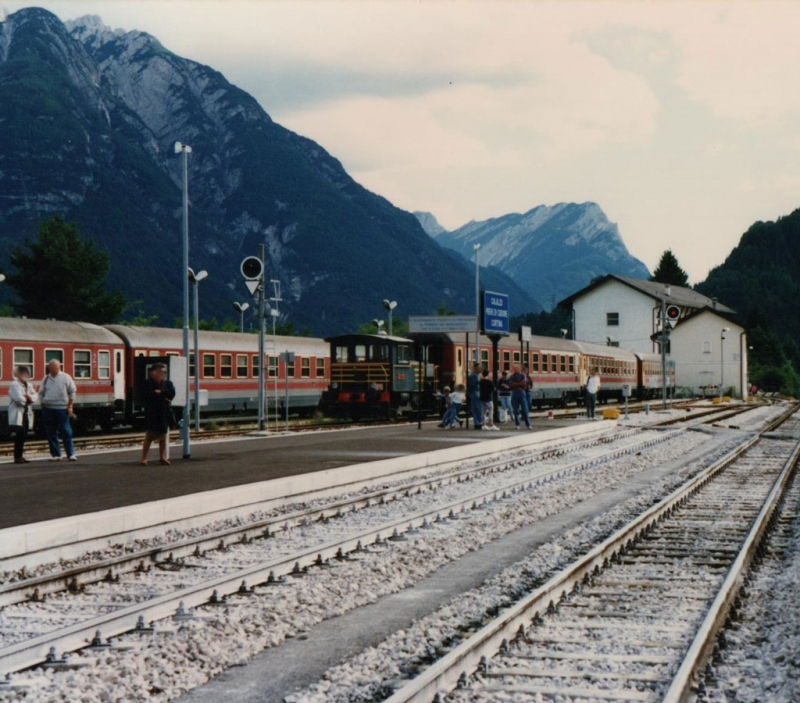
661, 430, 800, 703
0, 428, 686, 676
383, 403, 798, 703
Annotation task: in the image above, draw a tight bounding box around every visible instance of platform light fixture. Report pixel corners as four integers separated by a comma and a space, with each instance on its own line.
188, 267, 208, 431
720, 326, 731, 400
175, 141, 193, 458
382, 300, 397, 336
233, 301, 250, 333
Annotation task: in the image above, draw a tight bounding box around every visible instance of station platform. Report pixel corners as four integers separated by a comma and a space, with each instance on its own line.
0, 419, 592, 530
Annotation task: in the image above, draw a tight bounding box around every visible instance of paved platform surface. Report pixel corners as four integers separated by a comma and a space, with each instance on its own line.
178, 428, 732, 703
0, 419, 584, 529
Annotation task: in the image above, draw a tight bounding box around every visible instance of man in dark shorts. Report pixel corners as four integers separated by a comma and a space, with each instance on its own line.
140, 363, 176, 466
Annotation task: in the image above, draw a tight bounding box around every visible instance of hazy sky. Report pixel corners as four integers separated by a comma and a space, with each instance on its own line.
6, 1, 800, 282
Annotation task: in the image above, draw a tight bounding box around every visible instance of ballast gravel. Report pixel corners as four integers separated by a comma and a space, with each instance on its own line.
0, 429, 748, 703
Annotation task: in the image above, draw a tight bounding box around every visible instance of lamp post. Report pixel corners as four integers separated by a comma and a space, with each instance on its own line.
175, 141, 192, 458
382, 299, 397, 336
473, 243, 481, 365
269, 280, 282, 432
233, 301, 250, 333
0, 274, 5, 283
720, 326, 731, 400
372, 319, 385, 334
188, 268, 208, 431
659, 285, 671, 409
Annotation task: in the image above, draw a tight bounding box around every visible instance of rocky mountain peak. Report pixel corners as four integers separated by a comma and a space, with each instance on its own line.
413, 211, 447, 238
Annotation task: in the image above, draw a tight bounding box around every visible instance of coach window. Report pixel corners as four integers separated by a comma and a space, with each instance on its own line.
568, 356, 575, 373
502, 351, 510, 371
397, 345, 412, 363
98, 351, 111, 379
287, 356, 296, 377
457, 348, 463, 367
541, 354, 548, 373
606, 312, 619, 326
335, 346, 348, 363
513, 351, 520, 365
252, 355, 259, 377
236, 354, 248, 378
532, 353, 539, 372
189, 353, 196, 378
45, 349, 64, 367
220, 354, 233, 378
203, 353, 216, 378
301, 357, 311, 377
268, 356, 278, 378
481, 349, 489, 366
355, 345, 367, 362
74, 350, 91, 378
560, 355, 566, 373
0, 348, 2, 378
13, 349, 34, 377
550, 355, 557, 373
316, 358, 325, 377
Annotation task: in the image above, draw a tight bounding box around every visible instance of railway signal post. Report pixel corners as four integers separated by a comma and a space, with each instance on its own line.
175, 140, 193, 459
241, 249, 266, 430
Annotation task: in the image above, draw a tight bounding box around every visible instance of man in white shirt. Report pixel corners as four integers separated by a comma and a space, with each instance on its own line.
39, 359, 77, 461
585, 368, 601, 420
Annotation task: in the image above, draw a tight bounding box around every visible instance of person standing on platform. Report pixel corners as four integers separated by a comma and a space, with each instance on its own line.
8, 365, 38, 464
479, 369, 499, 430
39, 359, 77, 462
509, 364, 532, 430
498, 370, 512, 422
467, 362, 483, 430
140, 363, 176, 466
586, 368, 601, 420
523, 365, 533, 411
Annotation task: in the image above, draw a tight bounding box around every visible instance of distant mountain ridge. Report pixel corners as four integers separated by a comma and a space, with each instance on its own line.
417, 203, 650, 309
0, 8, 539, 333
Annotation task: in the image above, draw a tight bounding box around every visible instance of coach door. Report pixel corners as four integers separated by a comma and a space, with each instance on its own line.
113, 350, 125, 402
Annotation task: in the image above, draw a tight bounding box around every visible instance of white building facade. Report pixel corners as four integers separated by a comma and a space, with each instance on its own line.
560, 275, 748, 397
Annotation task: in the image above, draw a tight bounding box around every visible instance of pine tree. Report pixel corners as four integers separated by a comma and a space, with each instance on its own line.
651, 250, 689, 287
4, 216, 127, 323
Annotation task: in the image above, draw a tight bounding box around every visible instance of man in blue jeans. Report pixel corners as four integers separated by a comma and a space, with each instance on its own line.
508, 364, 532, 430
467, 362, 483, 430
39, 359, 77, 461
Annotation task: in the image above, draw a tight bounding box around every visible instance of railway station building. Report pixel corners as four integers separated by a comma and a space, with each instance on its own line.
559, 275, 748, 397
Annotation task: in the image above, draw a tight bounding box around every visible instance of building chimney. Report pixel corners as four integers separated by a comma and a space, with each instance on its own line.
712, 297, 718, 310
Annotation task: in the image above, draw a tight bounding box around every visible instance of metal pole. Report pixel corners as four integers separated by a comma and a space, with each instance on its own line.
285, 353, 289, 431
257, 244, 266, 431
272, 315, 278, 432
240, 309, 244, 334
464, 333, 470, 429
418, 345, 425, 430
474, 244, 481, 365
193, 282, 200, 431
661, 297, 667, 409
388, 308, 393, 337
720, 333, 724, 400
180, 147, 191, 459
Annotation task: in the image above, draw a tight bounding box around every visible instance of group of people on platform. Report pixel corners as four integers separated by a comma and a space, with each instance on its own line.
438, 364, 602, 431
7, 361, 176, 466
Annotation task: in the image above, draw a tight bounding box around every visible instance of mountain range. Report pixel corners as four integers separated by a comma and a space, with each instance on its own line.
0, 8, 539, 335
416, 203, 650, 310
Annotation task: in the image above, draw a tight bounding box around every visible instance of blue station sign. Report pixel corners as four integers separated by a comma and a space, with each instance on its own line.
483, 291, 510, 335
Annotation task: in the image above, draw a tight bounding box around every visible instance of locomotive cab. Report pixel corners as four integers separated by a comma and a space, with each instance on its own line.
319, 334, 419, 420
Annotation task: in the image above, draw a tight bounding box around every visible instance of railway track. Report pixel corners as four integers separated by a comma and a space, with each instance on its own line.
381, 403, 799, 703
0, 415, 726, 683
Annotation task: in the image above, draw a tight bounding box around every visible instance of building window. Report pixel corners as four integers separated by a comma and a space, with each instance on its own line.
203, 353, 216, 378
703, 341, 712, 354
268, 356, 278, 378
74, 350, 92, 378
236, 354, 249, 378
606, 312, 620, 326
316, 358, 325, 377
220, 354, 233, 378
98, 351, 111, 379
301, 357, 310, 377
